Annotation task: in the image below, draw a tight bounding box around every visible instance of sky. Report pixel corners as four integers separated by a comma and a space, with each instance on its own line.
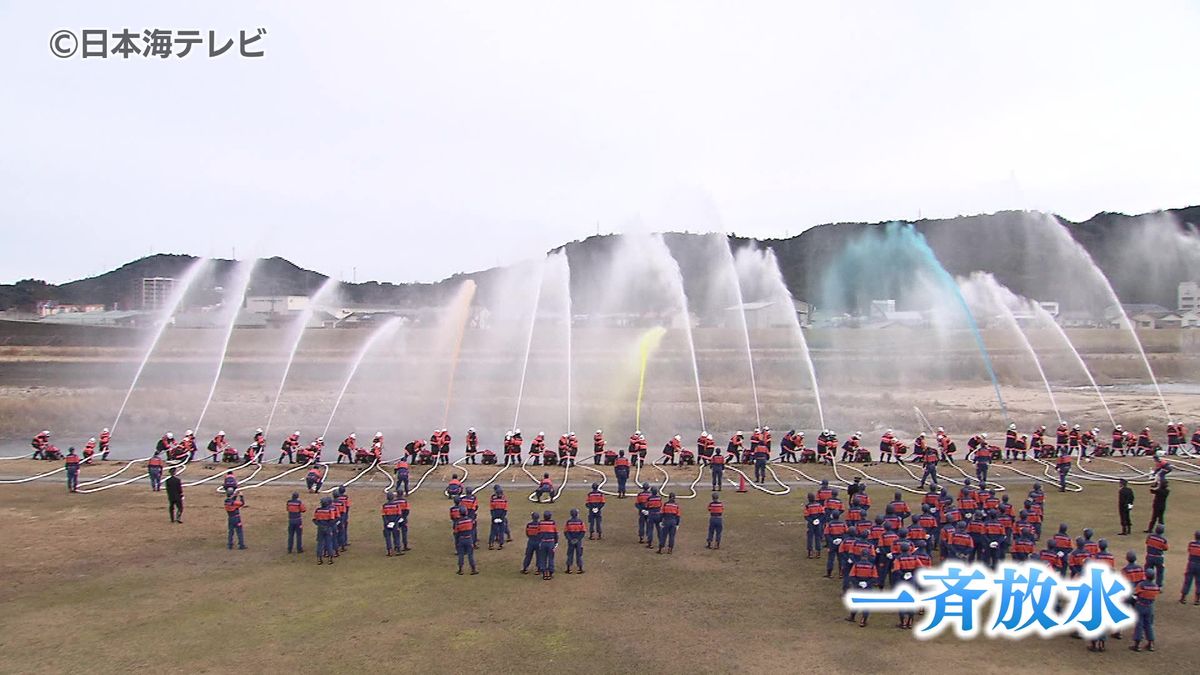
1, 1, 1198, 285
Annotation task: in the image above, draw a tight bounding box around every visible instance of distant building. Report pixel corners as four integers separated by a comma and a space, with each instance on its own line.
141, 277, 176, 311
1058, 310, 1101, 328
1106, 303, 1171, 328
36, 302, 105, 317
1179, 281, 1200, 313
869, 299, 896, 319
723, 300, 812, 328
1037, 301, 1060, 318
795, 300, 812, 327
1180, 311, 1200, 329
38, 309, 145, 326
246, 295, 310, 314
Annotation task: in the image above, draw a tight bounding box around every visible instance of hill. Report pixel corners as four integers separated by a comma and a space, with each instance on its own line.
2, 206, 1198, 313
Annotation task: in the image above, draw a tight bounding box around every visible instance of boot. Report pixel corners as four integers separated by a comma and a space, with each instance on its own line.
1129, 640, 1141, 652
859, 616, 868, 627
667, 547, 673, 554
1145, 641, 1154, 652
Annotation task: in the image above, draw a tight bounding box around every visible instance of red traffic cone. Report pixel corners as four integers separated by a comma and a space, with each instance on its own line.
737, 475, 747, 493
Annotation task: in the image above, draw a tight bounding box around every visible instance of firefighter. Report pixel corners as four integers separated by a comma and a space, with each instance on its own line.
465, 427, 479, 464
381, 491, 403, 556
707, 492, 724, 550
338, 433, 356, 464
520, 512, 541, 574
225, 489, 247, 550
286, 492, 306, 554
658, 493, 681, 554
537, 510, 559, 580
453, 507, 478, 575
614, 450, 631, 497
488, 486, 509, 550
593, 429, 606, 465
564, 508, 586, 573
278, 431, 300, 464
709, 447, 726, 490
585, 483, 605, 539
64, 447, 81, 493
98, 428, 111, 460
661, 435, 681, 465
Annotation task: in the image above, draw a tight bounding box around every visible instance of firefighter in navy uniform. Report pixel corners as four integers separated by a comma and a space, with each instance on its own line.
225, 490, 247, 550
488, 486, 509, 550
453, 507, 478, 575
537, 510, 559, 580
635, 482, 651, 543
564, 508, 586, 573
644, 487, 664, 550
64, 447, 81, 493
314, 497, 337, 564
823, 511, 849, 578
286, 492, 306, 554
1129, 568, 1161, 652
381, 491, 404, 556
394, 491, 411, 551
614, 451, 631, 497
520, 512, 541, 574
706, 492, 724, 549
585, 483, 605, 539
846, 549, 880, 627
1180, 530, 1200, 605
919, 443, 939, 489
658, 492, 681, 554
305, 465, 324, 493
709, 449, 726, 490
1145, 525, 1168, 588
805, 493, 824, 558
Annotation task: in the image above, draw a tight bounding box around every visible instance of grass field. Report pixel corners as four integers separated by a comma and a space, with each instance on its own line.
1, 458, 1198, 674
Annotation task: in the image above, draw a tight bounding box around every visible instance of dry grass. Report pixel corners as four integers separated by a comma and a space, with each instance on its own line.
0, 459, 1197, 674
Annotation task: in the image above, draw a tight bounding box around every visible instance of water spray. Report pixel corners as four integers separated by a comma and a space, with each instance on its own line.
634, 327, 667, 430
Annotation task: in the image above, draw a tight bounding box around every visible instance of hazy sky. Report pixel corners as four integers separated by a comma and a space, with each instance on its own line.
2, 2, 1198, 285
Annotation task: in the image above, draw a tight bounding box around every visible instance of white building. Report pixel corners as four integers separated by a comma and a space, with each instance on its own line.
246, 296, 310, 314
1179, 281, 1200, 313
141, 277, 176, 311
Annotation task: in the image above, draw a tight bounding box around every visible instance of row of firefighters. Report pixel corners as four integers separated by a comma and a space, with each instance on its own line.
27, 422, 1200, 465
